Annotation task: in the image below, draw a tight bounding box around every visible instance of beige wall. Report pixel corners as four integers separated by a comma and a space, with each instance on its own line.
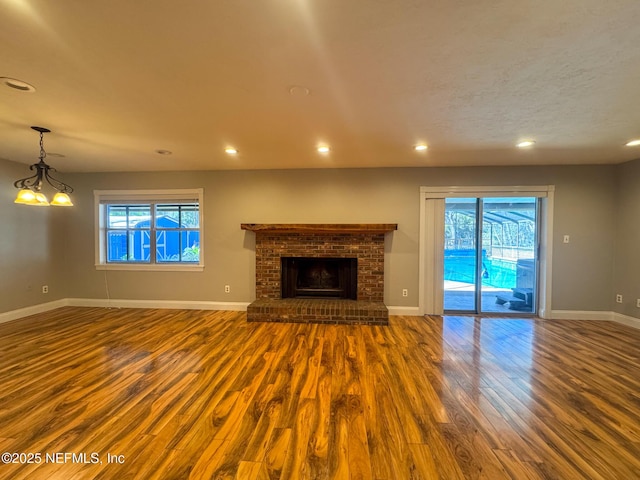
56, 164, 617, 313
613, 158, 640, 317
0, 159, 68, 312
2, 158, 632, 316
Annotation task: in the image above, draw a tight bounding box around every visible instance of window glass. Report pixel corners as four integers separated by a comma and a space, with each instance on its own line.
103, 201, 199, 265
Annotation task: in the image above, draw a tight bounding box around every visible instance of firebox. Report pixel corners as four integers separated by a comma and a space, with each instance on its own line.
281, 257, 357, 300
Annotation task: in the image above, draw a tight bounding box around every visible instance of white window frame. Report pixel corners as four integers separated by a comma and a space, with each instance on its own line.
94, 189, 204, 272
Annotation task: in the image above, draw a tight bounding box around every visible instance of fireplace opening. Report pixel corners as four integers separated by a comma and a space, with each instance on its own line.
281, 257, 357, 299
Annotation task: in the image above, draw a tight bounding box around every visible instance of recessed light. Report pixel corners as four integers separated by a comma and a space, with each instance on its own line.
317, 146, 330, 153
517, 140, 535, 148
1, 77, 36, 92
155, 149, 172, 155
288, 85, 310, 96
414, 144, 428, 151
225, 147, 238, 155
625, 139, 640, 147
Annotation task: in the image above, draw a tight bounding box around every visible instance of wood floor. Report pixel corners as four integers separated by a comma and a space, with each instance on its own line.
0, 308, 639, 479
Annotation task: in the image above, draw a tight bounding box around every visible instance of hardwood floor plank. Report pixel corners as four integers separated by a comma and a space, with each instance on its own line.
265, 428, 292, 480
346, 395, 372, 479
491, 449, 543, 480
306, 370, 332, 472
364, 359, 415, 479
0, 308, 639, 479
407, 443, 440, 480
300, 336, 325, 400
189, 438, 230, 479
328, 411, 350, 480
237, 460, 271, 480
241, 383, 282, 463
280, 398, 317, 479
481, 385, 608, 480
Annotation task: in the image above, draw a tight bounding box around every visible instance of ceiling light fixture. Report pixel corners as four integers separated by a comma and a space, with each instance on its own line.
14, 126, 74, 207
225, 147, 238, 155
414, 144, 428, 151
1, 77, 36, 92
288, 85, 310, 96
317, 146, 330, 154
517, 140, 536, 148
625, 139, 640, 147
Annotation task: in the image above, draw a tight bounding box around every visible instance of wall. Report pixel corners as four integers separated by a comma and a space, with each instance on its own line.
613, 158, 640, 319
0, 159, 68, 313
56, 164, 617, 313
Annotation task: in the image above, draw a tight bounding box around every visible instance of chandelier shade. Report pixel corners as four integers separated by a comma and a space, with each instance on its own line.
13, 126, 74, 207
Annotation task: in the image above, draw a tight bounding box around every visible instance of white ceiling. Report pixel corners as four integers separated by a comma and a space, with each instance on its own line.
2, 0, 640, 172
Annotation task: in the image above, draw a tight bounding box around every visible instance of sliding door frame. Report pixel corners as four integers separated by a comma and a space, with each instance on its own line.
419, 185, 555, 318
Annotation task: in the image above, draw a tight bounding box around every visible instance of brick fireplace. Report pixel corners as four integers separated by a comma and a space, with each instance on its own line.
242, 224, 397, 324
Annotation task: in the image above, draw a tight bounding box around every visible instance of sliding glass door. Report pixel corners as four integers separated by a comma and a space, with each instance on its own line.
443, 197, 539, 314
443, 198, 478, 312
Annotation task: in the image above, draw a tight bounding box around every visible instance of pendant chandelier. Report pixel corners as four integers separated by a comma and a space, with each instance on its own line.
14, 126, 74, 206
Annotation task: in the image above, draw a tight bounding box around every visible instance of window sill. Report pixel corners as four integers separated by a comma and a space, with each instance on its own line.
95, 264, 204, 272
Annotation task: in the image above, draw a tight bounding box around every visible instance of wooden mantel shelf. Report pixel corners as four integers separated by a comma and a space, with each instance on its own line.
241, 223, 398, 234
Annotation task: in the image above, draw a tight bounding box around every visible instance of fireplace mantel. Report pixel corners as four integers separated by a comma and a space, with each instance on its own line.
241, 223, 397, 234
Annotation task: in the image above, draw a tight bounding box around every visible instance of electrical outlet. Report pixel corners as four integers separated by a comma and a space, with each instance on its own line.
616, 294, 623, 303
402, 289, 408, 297
42, 285, 49, 294
636, 299, 640, 308
224, 285, 230, 293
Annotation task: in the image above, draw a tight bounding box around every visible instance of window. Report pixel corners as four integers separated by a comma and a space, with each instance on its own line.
95, 189, 203, 271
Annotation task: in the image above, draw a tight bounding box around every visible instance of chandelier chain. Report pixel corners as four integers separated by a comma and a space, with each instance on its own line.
39, 131, 47, 161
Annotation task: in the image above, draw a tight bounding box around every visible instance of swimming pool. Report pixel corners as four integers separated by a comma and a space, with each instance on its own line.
444, 249, 533, 289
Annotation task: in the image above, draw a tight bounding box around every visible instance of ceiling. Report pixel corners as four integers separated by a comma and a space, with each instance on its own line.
1, 0, 640, 173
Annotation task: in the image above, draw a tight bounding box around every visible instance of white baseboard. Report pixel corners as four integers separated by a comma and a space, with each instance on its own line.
550, 310, 640, 329
0, 299, 70, 324
66, 298, 250, 311
387, 305, 422, 316
550, 310, 614, 321
0, 298, 250, 323
611, 312, 640, 329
